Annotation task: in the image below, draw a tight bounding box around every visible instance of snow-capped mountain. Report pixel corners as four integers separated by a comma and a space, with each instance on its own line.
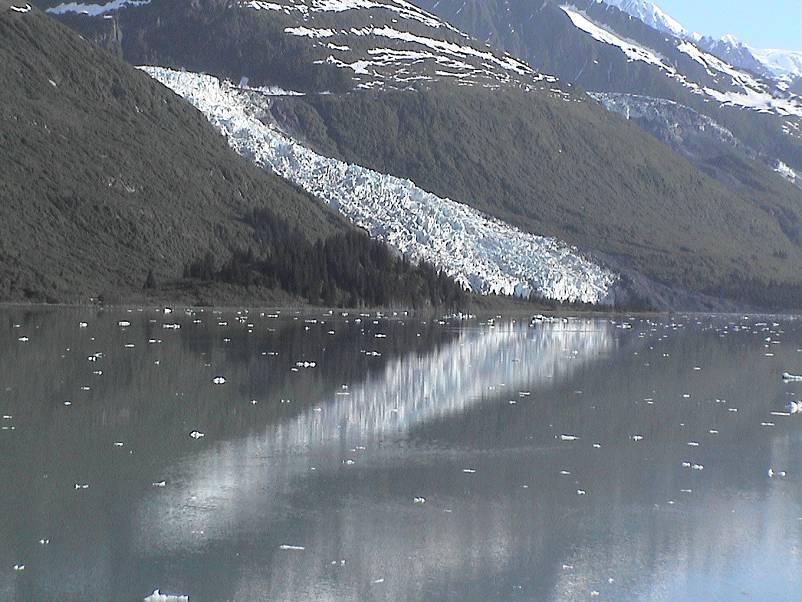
143, 67, 619, 304
750, 47, 802, 81
598, 0, 685, 38
39, 0, 567, 95
416, 0, 802, 191
598, 0, 801, 84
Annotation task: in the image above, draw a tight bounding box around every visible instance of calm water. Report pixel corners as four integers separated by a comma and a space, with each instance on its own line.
0, 308, 799, 601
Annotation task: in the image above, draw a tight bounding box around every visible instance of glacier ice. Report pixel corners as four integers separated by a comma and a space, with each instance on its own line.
143, 67, 619, 304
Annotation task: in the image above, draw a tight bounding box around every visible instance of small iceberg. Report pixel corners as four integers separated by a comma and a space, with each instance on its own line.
144, 590, 189, 602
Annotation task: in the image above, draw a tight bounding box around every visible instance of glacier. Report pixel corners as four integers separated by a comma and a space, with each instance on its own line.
143, 67, 619, 304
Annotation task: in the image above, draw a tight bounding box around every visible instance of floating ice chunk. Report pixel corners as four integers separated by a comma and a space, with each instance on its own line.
189, 431, 205, 439
212, 377, 226, 385
144, 590, 189, 602
48, 0, 151, 16
279, 544, 305, 551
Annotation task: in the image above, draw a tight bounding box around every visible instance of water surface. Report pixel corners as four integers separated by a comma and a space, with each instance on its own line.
0, 309, 799, 601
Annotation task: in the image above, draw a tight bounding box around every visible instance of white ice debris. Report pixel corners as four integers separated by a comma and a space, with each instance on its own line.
142, 68, 619, 304
47, 0, 150, 15
143, 590, 189, 602
774, 160, 798, 183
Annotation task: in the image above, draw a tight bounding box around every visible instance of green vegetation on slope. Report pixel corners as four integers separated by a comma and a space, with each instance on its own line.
0, 7, 464, 309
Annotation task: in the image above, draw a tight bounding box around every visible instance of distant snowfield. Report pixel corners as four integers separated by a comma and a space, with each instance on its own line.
142, 67, 619, 304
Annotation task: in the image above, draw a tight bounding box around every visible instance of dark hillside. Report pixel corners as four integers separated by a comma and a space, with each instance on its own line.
0, 5, 465, 308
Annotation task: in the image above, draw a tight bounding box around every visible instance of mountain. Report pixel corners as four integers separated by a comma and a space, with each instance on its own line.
750, 48, 802, 82
601, 0, 686, 38
598, 0, 801, 85
0, 1, 470, 308
30, 0, 802, 310
692, 34, 774, 80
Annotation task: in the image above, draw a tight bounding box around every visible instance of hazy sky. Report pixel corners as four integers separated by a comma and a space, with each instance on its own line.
655, 0, 800, 50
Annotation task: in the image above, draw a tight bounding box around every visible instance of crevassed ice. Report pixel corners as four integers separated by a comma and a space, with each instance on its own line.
142, 67, 619, 304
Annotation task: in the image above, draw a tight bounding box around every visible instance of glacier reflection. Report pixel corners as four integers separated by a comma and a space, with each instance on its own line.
133, 319, 616, 554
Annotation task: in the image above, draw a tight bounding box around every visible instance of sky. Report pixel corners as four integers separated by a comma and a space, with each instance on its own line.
655, 0, 800, 50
